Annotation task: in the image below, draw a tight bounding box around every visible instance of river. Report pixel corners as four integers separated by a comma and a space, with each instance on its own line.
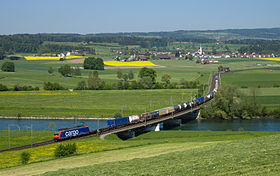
1, 118, 280, 131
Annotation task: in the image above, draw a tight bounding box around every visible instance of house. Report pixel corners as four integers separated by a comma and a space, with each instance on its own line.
138, 55, 149, 61
156, 54, 176, 60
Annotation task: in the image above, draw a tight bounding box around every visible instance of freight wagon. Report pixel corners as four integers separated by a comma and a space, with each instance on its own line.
108, 116, 130, 127
158, 107, 175, 116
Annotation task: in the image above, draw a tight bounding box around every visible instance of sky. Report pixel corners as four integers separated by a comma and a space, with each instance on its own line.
0, 0, 280, 34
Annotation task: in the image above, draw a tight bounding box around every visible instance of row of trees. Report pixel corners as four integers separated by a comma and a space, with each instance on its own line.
74, 67, 203, 91
0, 83, 39, 91
0, 34, 169, 54
200, 85, 279, 119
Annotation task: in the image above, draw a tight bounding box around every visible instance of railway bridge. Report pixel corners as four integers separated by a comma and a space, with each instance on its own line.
100, 72, 220, 139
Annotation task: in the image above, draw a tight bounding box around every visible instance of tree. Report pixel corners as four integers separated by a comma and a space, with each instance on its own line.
122, 74, 128, 82
0, 83, 8, 91
88, 71, 101, 90
58, 65, 72, 77
175, 50, 180, 58
48, 67, 54, 74
1, 62, 15, 72
138, 67, 157, 84
128, 70, 134, 80
43, 82, 65, 90
72, 66, 81, 76
117, 70, 123, 80
84, 57, 104, 70
161, 74, 171, 88
0, 48, 5, 60
140, 76, 153, 89
76, 81, 87, 90
21, 151, 31, 164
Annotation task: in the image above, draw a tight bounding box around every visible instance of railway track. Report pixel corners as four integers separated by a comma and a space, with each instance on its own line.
1, 66, 278, 153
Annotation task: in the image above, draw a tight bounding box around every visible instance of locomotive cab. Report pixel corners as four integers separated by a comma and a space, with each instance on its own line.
54, 131, 60, 141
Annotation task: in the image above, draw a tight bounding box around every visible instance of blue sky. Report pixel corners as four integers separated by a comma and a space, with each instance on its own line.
0, 0, 280, 34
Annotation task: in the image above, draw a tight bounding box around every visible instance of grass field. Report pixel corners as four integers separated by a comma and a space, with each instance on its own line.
0, 58, 279, 118
222, 68, 280, 88
240, 88, 280, 108
0, 130, 53, 151
0, 131, 278, 175
0, 60, 213, 89
0, 89, 195, 118
222, 69, 280, 108
41, 133, 280, 176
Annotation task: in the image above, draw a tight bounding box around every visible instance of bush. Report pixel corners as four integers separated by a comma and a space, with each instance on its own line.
21, 151, 31, 164
0, 83, 8, 91
1, 61, 15, 72
75, 81, 87, 90
58, 65, 72, 77
44, 82, 65, 90
54, 143, 77, 158
13, 85, 39, 91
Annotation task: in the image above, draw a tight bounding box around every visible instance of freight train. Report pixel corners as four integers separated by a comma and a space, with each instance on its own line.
107, 86, 217, 128
54, 76, 219, 140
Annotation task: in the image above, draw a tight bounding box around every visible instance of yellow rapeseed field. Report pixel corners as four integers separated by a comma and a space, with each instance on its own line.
259, 58, 280, 61
0, 91, 78, 96
24, 56, 84, 60
104, 61, 159, 67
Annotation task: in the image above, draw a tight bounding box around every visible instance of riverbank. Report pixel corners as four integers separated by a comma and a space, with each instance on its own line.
0, 116, 112, 120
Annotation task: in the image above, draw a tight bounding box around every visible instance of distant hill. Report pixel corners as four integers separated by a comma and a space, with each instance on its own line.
92, 28, 280, 40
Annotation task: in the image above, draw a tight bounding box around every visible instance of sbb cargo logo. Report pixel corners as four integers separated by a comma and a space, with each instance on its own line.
65, 130, 79, 137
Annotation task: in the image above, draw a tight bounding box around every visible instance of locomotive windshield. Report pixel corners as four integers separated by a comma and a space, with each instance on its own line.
54, 132, 59, 135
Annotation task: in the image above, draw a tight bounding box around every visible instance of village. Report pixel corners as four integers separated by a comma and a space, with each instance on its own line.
110, 44, 280, 64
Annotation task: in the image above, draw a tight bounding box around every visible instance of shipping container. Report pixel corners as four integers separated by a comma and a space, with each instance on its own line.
158, 106, 175, 116
149, 111, 159, 119
140, 113, 150, 121
129, 115, 140, 123
107, 116, 129, 127
196, 97, 205, 103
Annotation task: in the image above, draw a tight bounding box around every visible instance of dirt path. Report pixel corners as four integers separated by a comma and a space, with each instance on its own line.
0, 142, 220, 176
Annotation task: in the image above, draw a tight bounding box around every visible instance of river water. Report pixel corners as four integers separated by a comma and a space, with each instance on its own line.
170, 119, 280, 131
0, 119, 108, 131
0, 118, 280, 131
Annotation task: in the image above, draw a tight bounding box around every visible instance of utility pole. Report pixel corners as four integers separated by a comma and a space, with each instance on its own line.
97, 114, 99, 135
8, 125, 10, 149
8, 124, 20, 149
203, 85, 205, 97
219, 73, 221, 87
31, 125, 33, 148
74, 114, 77, 126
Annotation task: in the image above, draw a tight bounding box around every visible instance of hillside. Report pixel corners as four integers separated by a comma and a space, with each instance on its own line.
0, 131, 279, 176
93, 27, 280, 40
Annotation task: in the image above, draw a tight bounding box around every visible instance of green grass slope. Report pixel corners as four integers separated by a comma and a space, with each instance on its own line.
41, 133, 280, 176
0, 131, 278, 175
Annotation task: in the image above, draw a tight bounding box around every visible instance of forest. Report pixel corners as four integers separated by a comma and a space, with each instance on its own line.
1, 31, 280, 55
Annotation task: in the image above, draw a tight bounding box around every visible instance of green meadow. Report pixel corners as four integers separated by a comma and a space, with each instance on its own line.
0, 131, 278, 175
0, 130, 53, 151
0, 89, 195, 118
